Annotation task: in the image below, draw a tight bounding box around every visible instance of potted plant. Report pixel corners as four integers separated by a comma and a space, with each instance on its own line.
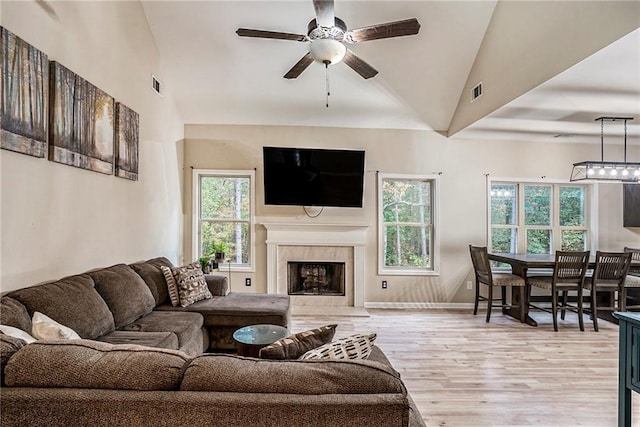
199, 255, 211, 274
212, 241, 228, 262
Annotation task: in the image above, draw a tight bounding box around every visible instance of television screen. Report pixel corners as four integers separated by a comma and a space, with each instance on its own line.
263, 146, 365, 208
623, 184, 640, 227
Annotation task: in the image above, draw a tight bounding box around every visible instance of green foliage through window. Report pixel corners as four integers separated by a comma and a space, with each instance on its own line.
381, 178, 433, 270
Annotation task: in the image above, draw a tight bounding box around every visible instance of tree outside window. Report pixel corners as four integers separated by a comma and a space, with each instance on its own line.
489, 181, 589, 257
194, 170, 254, 267
378, 174, 438, 274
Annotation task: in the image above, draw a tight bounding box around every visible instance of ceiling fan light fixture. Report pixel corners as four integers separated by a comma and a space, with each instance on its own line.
310, 38, 346, 65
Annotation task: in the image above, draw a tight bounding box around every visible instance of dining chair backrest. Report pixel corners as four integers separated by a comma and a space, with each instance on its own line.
469, 245, 492, 283
624, 247, 640, 261
553, 250, 590, 283
592, 251, 632, 283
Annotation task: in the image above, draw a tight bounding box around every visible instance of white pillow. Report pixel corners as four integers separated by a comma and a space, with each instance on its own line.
0, 324, 37, 343
299, 333, 377, 360
31, 312, 81, 340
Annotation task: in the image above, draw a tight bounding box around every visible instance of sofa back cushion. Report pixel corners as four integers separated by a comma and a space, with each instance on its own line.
0, 297, 32, 332
180, 354, 406, 395
129, 257, 173, 306
88, 264, 156, 329
4, 340, 190, 391
7, 274, 115, 339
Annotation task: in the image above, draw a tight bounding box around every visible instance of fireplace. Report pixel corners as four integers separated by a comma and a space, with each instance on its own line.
288, 262, 345, 296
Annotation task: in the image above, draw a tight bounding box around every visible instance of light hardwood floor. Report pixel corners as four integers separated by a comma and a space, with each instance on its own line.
290, 308, 639, 427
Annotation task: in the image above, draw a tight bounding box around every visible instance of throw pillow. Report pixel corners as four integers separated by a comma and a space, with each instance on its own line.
1, 333, 27, 386
299, 333, 377, 361
172, 265, 213, 308
0, 325, 36, 344
259, 324, 337, 360
31, 312, 81, 340
161, 262, 201, 307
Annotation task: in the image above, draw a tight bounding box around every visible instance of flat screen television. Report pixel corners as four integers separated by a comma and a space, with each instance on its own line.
263, 146, 365, 207
623, 184, 640, 227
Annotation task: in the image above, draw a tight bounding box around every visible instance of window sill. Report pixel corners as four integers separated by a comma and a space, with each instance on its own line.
378, 269, 439, 276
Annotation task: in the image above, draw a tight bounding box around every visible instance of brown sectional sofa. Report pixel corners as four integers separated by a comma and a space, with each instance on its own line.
0, 257, 426, 426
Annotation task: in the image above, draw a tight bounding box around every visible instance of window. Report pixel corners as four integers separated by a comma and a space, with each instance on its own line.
489, 180, 590, 256
192, 169, 255, 270
378, 173, 439, 275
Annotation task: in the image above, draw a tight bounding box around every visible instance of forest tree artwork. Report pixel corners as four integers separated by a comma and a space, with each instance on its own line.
49, 61, 114, 174
115, 103, 139, 181
0, 27, 49, 158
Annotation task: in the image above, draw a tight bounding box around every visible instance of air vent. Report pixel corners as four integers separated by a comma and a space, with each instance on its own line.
470, 82, 483, 102
151, 75, 163, 97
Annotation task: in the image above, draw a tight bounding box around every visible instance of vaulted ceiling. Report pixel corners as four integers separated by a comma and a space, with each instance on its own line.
141, 0, 640, 145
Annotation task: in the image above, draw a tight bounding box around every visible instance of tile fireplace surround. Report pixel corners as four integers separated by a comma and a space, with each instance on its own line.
262, 223, 368, 315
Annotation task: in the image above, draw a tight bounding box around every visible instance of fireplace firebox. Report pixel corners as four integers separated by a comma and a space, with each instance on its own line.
287, 262, 345, 296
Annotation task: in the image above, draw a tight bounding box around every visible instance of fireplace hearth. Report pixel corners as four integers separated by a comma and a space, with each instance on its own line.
287, 262, 345, 296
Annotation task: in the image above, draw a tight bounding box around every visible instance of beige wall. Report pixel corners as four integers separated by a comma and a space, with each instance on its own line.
183, 124, 640, 305
1, 1, 184, 292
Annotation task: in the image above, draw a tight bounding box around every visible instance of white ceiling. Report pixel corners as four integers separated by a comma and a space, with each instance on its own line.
141, 0, 640, 146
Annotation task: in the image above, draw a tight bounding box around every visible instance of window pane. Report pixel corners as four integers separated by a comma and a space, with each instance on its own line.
490, 184, 517, 225
202, 221, 249, 263
559, 186, 586, 226
201, 176, 250, 220
527, 229, 551, 254
382, 180, 430, 224
561, 230, 586, 251
384, 225, 431, 268
524, 185, 551, 226
491, 228, 517, 253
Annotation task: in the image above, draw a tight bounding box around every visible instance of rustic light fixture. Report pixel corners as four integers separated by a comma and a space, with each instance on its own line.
570, 117, 639, 182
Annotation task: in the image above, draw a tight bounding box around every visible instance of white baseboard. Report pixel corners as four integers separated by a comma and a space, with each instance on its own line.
364, 302, 475, 310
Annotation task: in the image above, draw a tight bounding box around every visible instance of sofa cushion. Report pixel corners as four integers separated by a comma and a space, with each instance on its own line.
300, 333, 377, 360
4, 340, 189, 391
97, 330, 179, 351
0, 297, 32, 332
129, 257, 173, 306
180, 353, 406, 395
259, 324, 337, 360
88, 264, 156, 329
7, 274, 115, 340
120, 311, 205, 356
154, 292, 290, 328
0, 333, 27, 386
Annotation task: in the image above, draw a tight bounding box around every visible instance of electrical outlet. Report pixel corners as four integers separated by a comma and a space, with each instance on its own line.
245, 278, 251, 286
466, 281, 473, 290
382, 280, 387, 289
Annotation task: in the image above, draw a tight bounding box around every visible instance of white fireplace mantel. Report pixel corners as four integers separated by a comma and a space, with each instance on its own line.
261, 223, 369, 307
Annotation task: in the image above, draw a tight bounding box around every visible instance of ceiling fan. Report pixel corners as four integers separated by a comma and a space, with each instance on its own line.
236, 0, 421, 80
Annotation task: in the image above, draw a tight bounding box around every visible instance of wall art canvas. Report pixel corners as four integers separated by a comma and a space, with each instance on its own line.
0, 27, 49, 158
115, 102, 139, 181
49, 61, 114, 174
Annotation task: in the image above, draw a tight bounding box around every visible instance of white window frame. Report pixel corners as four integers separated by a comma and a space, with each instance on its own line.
377, 173, 440, 276
192, 169, 255, 272
487, 177, 597, 255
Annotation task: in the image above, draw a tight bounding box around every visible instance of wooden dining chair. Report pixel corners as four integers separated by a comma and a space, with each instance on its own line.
528, 250, 590, 332
622, 247, 640, 309
469, 245, 526, 322
584, 251, 632, 331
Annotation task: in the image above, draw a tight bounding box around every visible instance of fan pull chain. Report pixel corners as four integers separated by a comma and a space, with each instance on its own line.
325, 61, 330, 108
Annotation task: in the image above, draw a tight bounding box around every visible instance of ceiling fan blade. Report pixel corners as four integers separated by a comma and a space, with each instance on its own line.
346, 18, 421, 43
343, 50, 378, 79
236, 28, 307, 42
284, 53, 314, 79
313, 0, 335, 27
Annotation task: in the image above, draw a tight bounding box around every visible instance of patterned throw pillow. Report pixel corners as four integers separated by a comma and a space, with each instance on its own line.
172, 265, 213, 308
161, 263, 200, 307
259, 324, 337, 360
299, 333, 377, 361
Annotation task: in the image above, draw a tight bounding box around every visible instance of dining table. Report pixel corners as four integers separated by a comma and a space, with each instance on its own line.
488, 252, 640, 327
